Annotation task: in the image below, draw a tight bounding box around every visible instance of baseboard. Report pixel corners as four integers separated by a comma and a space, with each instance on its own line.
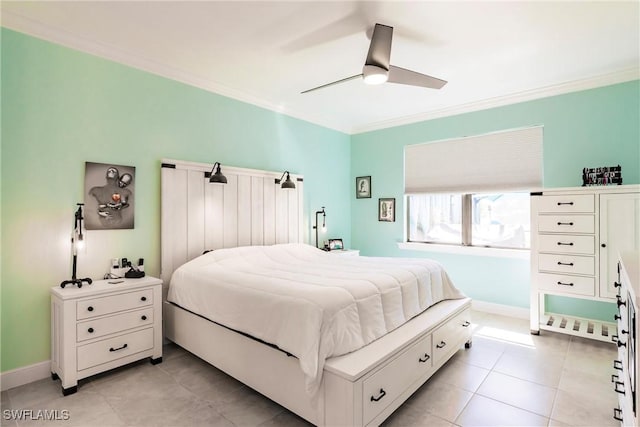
1, 361, 51, 391
472, 300, 529, 320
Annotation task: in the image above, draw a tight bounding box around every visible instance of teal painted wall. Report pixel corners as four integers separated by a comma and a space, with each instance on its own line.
351, 80, 640, 320
2, 26, 638, 374
0, 29, 351, 372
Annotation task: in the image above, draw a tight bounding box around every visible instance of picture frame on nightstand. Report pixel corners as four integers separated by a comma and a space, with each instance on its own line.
328, 238, 344, 251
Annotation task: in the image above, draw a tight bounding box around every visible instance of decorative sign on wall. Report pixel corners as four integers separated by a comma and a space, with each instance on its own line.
84, 162, 135, 230
582, 165, 622, 186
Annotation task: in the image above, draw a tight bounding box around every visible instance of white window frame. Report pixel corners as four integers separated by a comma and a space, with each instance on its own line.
401, 193, 531, 260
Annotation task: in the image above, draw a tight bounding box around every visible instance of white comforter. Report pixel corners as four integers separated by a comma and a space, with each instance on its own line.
167, 243, 465, 394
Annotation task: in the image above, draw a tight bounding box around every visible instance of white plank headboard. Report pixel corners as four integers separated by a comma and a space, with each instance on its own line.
160, 158, 304, 283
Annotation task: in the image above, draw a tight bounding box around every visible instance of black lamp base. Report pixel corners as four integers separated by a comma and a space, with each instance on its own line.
60, 277, 92, 289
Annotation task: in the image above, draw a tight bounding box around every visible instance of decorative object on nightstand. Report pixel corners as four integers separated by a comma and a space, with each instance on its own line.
276, 171, 296, 189
50, 276, 163, 396
328, 238, 344, 251
60, 203, 92, 289
313, 207, 327, 249
356, 176, 371, 199
378, 198, 395, 222
206, 162, 228, 184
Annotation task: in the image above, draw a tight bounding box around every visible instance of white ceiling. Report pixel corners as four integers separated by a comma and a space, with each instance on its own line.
2, 1, 639, 134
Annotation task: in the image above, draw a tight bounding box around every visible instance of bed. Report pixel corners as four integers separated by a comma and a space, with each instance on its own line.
161, 159, 472, 426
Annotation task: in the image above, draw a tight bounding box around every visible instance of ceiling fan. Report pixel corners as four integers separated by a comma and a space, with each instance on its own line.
301, 23, 447, 94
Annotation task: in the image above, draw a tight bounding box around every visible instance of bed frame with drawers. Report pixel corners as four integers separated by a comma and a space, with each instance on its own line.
161, 159, 473, 426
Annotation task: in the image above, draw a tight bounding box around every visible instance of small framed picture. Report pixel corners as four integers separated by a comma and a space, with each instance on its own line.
328, 238, 344, 251
356, 176, 371, 199
378, 198, 395, 222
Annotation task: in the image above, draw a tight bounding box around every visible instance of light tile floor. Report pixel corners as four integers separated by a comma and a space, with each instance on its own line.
1, 310, 619, 426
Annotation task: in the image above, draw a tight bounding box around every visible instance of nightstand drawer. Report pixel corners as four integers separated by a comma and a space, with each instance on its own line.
77, 328, 154, 371
537, 234, 595, 255
537, 194, 594, 213
536, 273, 595, 296
537, 215, 595, 234
538, 254, 595, 276
77, 289, 153, 320
77, 308, 154, 342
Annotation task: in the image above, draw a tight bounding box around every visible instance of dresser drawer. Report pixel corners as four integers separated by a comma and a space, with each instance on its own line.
536, 273, 595, 296
537, 215, 595, 234
432, 309, 472, 365
538, 254, 595, 276
77, 308, 154, 342
77, 328, 154, 371
537, 194, 594, 213
537, 234, 595, 255
77, 289, 153, 320
362, 333, 432, 425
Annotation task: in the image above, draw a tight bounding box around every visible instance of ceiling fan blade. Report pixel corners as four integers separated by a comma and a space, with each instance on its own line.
365, 23, 393, 69
301, 74, 362, 94
388, 65, 447, 89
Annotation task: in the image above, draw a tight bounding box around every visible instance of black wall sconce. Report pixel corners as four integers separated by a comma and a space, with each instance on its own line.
313, 207, 326, 249
275, 171, 296, 189
206, 162, 227, 184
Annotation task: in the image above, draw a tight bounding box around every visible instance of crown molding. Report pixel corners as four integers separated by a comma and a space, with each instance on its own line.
350, 67, 640, 134
3, 10, 638, 136
1, 11, 351, 134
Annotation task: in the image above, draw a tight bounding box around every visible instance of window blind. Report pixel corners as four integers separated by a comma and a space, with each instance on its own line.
404, 126, 543, 194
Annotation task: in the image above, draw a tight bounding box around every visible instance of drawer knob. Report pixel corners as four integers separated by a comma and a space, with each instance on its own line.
614, 314, 622, 321
141, 315, 147, 321
87, 306, 94, 312
617, 297, 626, 308
601, 243, 607, 248
617, 340, 626, 349
370, 388, 386, 402
436, 341, 447, 349
88, 327, 94, 333
613, 408, 623, 422
462, 321, 471, 327
556, 222, 574, 226
556, 242, 574, 246
109, 343, 128, 352
613, 360, 623, 371
557, 262, 574, 266
141, 296, 147, 302
557, 202, 574, 206
556, 281, 574, 287
419, 353, 430, 363
614, 281, 621, 288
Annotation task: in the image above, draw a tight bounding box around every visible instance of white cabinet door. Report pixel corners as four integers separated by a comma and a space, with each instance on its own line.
599, 193, 640, 299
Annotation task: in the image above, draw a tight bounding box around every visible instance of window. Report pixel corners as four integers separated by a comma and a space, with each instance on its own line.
408, 192, 530, 249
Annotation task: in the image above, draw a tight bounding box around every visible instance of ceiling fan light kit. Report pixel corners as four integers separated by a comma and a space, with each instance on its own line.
362, 65, 388, 85
302, 23, 447, 94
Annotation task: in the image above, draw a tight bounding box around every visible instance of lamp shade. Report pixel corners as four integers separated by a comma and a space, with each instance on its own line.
280, 171, 296, 189
209, 163, 227, 184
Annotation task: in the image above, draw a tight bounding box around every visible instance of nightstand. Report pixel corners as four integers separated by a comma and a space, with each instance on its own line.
50, 276, 163, 395
327, 249, 360, 256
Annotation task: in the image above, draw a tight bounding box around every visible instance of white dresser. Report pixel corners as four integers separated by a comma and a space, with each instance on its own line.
51, 276, 163, 395
613, 252, 639, 426
530, 185, 640, 341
